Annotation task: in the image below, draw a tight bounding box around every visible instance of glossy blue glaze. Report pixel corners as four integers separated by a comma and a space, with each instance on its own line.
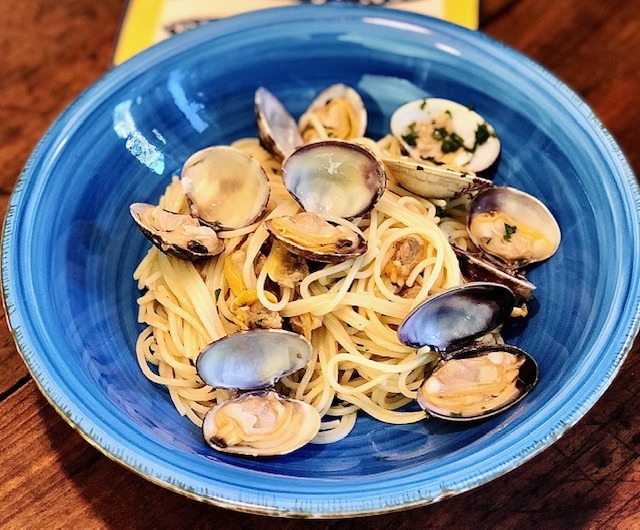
3, 5, 639, 517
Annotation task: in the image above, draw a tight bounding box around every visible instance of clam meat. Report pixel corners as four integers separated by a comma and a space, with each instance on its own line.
130, 202, 224, 261
264, 239, 310, 288
467, 186, 561, 269
390, 98, 500, 172
181, 146, 270, 230
202, 391, 321, 457
383, 235, 427, 294
298, 84, 367, 143
264, 212, 367, 263
397, 282, 538, 421
282, 139, 386, 219
417, 345, 537, 420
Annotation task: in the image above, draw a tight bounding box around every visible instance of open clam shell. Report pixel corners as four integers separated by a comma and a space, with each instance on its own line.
298, 84, 367, 142
255, 87, 304, 160
196, 329, 313, 390
264, 213, 367, 263
390, 98, 500, 172
282, 139, 386, 219
382, 156, 492, 199
417, 344, 538, 421
181, 146, 270, 230
467, 186, 561, 269
397, 282, 538, 421
453, 246, 536, 300
130, 202, 224, 261
202, 390, 321, 457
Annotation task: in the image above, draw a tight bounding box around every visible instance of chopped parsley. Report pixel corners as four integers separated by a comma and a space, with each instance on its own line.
503, 223, 517, 242
432, 127, 447, 141
431, 127, 465, 154
401, 122, 418, 146
475, 122, 491, 146
211, 220, 222, 229
435, 205, 450, 218
450, 412, 463, 418
404, 109, 495, 159
419, 99, 427, 110
441, 132, 465, 154
214, 288, 221, 302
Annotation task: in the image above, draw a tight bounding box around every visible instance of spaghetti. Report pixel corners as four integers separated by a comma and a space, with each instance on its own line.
134, 135, 475, 443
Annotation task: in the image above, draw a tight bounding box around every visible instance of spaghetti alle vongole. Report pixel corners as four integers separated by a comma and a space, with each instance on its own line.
132, 87, 557, 456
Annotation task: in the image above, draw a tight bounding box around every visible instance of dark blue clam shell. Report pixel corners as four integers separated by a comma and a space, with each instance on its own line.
397, 282, 516, 352
196, 329, 312, 390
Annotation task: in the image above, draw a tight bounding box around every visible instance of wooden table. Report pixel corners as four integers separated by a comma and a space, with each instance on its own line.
1, 1, 639, 527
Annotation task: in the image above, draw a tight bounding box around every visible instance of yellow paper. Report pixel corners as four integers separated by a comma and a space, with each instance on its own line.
113, 0, 479, 65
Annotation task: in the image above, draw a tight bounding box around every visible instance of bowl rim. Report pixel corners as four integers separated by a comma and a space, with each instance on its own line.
2, 4, 640, 518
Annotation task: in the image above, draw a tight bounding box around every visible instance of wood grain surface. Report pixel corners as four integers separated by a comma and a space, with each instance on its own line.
1, 0, 639, 528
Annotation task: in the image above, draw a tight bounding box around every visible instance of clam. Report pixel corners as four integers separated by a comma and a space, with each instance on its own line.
452, 246, 536, 300
282, 139, 386, 219
467, 186, 561, 270
181, 146, 270, 230
397, 282, 515, 351
298, 84, 367, 142
390, 98, 500, 172
382, 156, 492, 200
264, 239, 310, 287
397, 282, 538, 421
196, 329, 320, 456
255, 87, 304, 160
202, 391, 321, 457
197, 329, 312, 389
130, 202, 224, 261
417, 345, 538, 420
264, 212, 367, 263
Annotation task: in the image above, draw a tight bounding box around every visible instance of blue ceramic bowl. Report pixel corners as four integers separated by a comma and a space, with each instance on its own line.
3, 5, 639, 517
